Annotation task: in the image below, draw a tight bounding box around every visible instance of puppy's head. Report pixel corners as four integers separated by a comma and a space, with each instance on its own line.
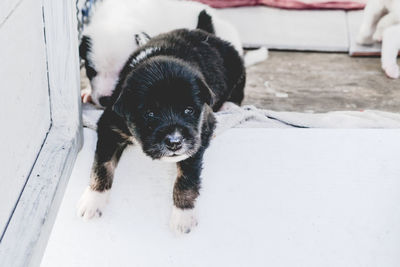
113, 57, 214, 162
80, 33, 149, 108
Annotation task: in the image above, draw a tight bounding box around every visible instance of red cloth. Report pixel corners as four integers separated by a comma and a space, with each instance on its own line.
193, 0, 366, 10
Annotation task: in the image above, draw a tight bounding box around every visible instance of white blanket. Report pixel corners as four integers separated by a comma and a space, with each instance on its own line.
82, 103, 400, 136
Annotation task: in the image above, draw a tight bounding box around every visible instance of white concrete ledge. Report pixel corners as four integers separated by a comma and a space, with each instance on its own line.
42, 128, 400, 267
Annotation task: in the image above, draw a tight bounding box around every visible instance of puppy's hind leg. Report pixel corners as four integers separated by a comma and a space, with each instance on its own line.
244, 47, 268, 67
381, 24, 400, 79
78, 112, 130, 220
357, 0, 386, 45
227, 70, 246, 107
213, 17, 243, 56
219, 101, 240, 112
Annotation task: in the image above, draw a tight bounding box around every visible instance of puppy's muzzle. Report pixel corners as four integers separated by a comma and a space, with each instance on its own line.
164, 133, 183, 152
99, 96, 112, 107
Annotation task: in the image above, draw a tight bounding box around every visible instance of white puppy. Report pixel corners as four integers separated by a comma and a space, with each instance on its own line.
80, 0, 267, 107
357, 0, 400, 78
381, 24, 400, 78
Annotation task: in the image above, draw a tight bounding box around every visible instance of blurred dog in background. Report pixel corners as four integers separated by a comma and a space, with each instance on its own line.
357, 0, 400, 79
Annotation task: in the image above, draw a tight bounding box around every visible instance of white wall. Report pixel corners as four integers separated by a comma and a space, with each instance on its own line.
0, 0, 82, 266
0, 0, 51, 234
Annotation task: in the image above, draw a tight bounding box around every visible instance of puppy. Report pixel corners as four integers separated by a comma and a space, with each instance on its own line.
381, 24, 400, 79
79, 0, 245, 108
357, 0, 400, 78
77, 13, 246, 234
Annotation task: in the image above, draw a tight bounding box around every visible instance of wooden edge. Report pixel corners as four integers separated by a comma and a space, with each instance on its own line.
0, 0, 83, 266
350, 51, 400, 57
0, 128, 82, 267
350, 51, 381, 57
243, 43, 348, 53
348, 43, 381, 57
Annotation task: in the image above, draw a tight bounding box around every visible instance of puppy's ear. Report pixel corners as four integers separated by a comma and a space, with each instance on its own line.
197, 78, 215, 106
79, 35, 91, 60
134, 32, 151, 46
112, 92, 127, 119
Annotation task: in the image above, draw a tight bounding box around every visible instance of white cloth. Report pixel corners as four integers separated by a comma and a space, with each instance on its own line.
83, 103, 400, 134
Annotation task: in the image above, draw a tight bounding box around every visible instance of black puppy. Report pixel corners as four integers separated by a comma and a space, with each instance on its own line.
78, 12, 246, 234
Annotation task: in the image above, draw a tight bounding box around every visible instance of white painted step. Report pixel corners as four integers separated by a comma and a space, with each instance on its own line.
216, 6, 349, 52
41, 128, 400, 267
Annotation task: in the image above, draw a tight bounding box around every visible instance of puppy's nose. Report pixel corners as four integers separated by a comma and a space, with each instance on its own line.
99, 96, 111, 107
164, 134, 183, 151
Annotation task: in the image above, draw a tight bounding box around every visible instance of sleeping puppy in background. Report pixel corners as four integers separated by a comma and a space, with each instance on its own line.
80, 0, 244, 107
77, 12, 246, 234
79, 0, 266, 108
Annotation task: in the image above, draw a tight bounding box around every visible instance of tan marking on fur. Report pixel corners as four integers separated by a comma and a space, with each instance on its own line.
173, 175, 199, 209
177, 165, 183, 178
89, 158, 116, 191
173, 188, 199, 209
110, 126, 135, 143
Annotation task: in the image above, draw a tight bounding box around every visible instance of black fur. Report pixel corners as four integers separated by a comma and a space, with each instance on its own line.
79, 35, 97, 80
87, 28, 245, 227
79, 35, 91, 60
196, 10, 215, 34
134, 32, 151, 46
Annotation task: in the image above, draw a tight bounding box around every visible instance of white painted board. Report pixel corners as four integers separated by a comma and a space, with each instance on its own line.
216, 7, 349, 52
0, 0, 51, 234
42, 128, 400, 267
0, 0, 23, 26
0, 0, 82, 266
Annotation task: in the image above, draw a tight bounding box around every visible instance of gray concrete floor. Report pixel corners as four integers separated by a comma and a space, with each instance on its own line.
244, 51, 400, 113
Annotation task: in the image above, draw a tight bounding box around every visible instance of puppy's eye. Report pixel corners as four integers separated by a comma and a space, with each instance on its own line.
145, 110, 155, 118
184, 107, 194, 115
85, 64, 97, 80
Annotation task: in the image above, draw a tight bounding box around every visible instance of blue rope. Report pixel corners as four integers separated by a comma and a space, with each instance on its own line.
81, 0, 95, 25
78, 0, 97, 40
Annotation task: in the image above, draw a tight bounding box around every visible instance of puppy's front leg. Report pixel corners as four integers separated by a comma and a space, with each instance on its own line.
78, 113, 130, 220
170, 152, 204, 234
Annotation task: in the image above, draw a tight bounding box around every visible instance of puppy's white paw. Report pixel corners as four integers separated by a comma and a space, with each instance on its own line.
77, 187, 110, 221
169, 206, 198, 234
356, 32, 374, 45
383, 64, 400, 79
219, 101, 239, 112
372, 30, 383, 42
81, 88, 92, 103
